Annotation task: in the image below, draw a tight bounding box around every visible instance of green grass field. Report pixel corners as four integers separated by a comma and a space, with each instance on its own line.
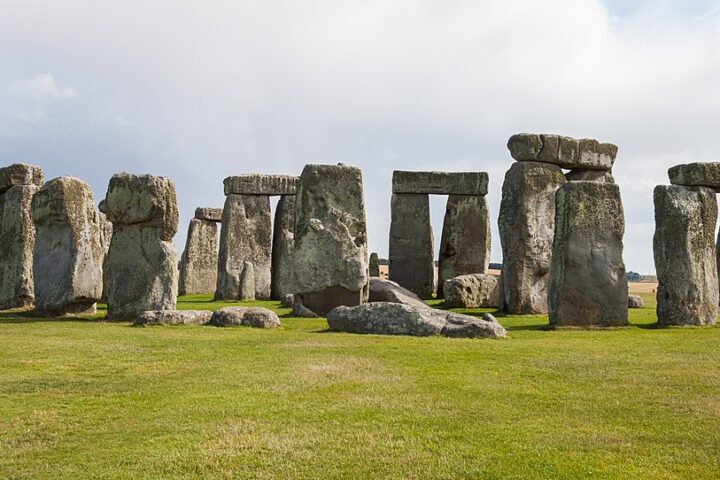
1, 292, 719, 479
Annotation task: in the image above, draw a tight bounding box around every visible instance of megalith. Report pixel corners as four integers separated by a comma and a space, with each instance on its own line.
178, 207, 221, 295
271, 195, 295, 300
389, 193, 434, 299
104, 173, 179, 320
294, 164, 369, 316
0, 163, 43, 310
548, 182, 628, 327
31, 176, 104, 316
97, 199, 113, 302
369, 252, 380, 277
654, 185, 718, 326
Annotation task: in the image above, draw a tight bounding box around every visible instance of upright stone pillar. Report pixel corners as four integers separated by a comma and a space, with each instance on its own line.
548, 182, 628, 326
437, 194, 490, 297
0, 163, 43, 310
294, 164, 368, 316
104, 173, 179, 320
97, 199, 113, 302
31, 176, 104, 316
389, 193, 434, 299
271, 195, 296, 300
654, 185, 718, 326
179, 208, 221, 295
369, 252, 380, 277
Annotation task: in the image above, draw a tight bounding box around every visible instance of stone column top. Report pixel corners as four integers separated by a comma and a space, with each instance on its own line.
194, 207, 223, 222
669, 162, 720, 192
392, 171, 489, 195
507, 133, 618, 171
0, 163, 44, 193
224, 174, 299, 196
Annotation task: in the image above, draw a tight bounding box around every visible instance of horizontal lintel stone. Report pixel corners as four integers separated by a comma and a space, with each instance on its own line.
507, 133, 617, 171
194, 207, 223, 222
0, 163, 44, 193
392, 171, 489, 195
668, 162, 720, 192
223, 175, 298, 196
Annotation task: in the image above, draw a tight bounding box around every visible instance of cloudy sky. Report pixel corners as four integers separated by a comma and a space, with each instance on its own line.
1, 0, 719, 274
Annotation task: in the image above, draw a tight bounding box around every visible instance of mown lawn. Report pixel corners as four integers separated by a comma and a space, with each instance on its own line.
1, 291, 719, 479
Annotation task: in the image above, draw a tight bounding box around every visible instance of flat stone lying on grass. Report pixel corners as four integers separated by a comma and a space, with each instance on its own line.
327, 302, 507, 339
628, 294, 645, 309
134, 310, 213, 326
443, 273, 501, 309
668, 162, 720, 192
392, 171, 489, 195
209, 306, 281, 328
369, 278, 430, 310
507, 133, 617, 170
223, 174, 298, 196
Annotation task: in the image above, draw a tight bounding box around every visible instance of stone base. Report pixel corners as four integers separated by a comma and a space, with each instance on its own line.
297, 286, 365, 317
36, 302, 97, 318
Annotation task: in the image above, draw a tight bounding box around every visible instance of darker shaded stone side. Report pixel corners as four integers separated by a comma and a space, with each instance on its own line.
389, 193, 434, 299
271, 194, 296, 300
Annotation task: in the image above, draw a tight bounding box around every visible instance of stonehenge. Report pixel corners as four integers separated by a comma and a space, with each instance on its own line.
369, 252, 380, 277
0, 163, 43, 310
271, 195, 296, 300
443, 273, 501, 309
31, 177, 104, 316
178, 207, 221, 295
103, 173, 179, 320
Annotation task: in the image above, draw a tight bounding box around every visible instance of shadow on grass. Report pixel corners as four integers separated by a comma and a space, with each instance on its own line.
0, 310, 102, 324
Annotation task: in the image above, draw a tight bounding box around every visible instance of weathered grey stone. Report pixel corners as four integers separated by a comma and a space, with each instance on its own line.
369, 252, 380, 277
134, 310, 212, 326
215, 194, 271, 300
97, 210, 113, 302
392, 171, 489, 195
194, 207, 222, 222
327, 302, 507, 338
0, 163, 44, 193
271, 195, 295, 300
437, 194, 490, 297
369, 278, 430, 310
565, 169, 615, 183
104, 173, 179, 320
628, 294, 645, 309
281, 293, 294, 308
668, 162, 720, 192
178, 218, 219, 295
31, 177, 104, 316
238, 261, 255, 301
499, 161, 566, 314
209, 306, 281, 328
549, 182, 628, 327
292, 296, 320, 317
654, 185, 718, 326
293, 164, 368, 316
507, 133, 617, 170
443, 274, 501, 309
389, 193, 434, 299
98, 199, 108, 214
0, 184, 38, 309
223, 175, 298, 196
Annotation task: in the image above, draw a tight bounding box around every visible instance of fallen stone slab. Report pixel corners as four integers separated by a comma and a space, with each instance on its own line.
668, 162, 720, 192
369, 278, 430, 310
628, 294, 645, 309
209, 306, 281, 328
392, 171, 489, 195
443, 274, 501, 309
194, 207, 222, 222
134, 310, 212, 326
0, 163, 44, 193
327, 302, 507, 338
223, 174, 298, 196
507, 133, 617, 171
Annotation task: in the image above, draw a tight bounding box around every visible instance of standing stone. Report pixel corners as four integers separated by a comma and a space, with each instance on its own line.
215, 194, 272, 300
369, 252, 380, 277
654, 185, 718, 326
499, 161, 566, 314
178, 214, 219, 295
389, 193, 434, 299
31, 177, 104, 316
271, 195, 295, 300
294, 164, 368, 316
437, 194, 490, 297
549, 182, 628, 327
104, 173, 179, 320
97, 200, 113, 303
0, 163, 43, 310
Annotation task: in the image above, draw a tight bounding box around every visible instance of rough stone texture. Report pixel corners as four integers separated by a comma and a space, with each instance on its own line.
97, 210, 113, 302
98, 199, 108, 214
0, 184, 38, 309
281, 293, 294, 308
389, 193, 435, 299
437, 194, 491, 297
194, 207, 222, 222
238, 261, 256, 301
223, 175, 298, 196
178, 218, 219, 295
209, 306, 281, 328
392, 171, 489, 195
628, 294, 645, 309
369, 278, 430, 310
104, 173, 179, 320
292, 296, 320, 318
654, 185, 718, 326
499, 161, 566, 314
327, 302, 507, 338
0, 163, 44, 193
507, 133, 617, 171
668, 162, 720, 192
369, 252, 380, 277
293, 164, 368, 316
549, 182, 628, 327
271, 195, 295, 300
134, 310, 212, 326
31, 177, 104, 316
565, 169, 615, 183
443, 274, 501, 309
215, 194, 271, 300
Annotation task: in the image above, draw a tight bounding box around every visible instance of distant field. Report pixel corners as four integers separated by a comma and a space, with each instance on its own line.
1, 289, 718, 479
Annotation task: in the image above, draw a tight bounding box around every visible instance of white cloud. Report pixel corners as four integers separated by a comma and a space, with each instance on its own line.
7, 74, 76, 122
